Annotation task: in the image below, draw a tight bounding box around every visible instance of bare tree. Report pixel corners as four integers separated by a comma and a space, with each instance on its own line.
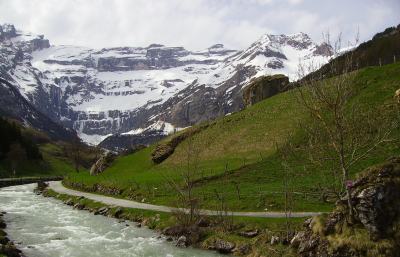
295, 33, 397, 220
276, 141, 295, 242
213, 188, 234, 232
232, 181, 241, 200
164, 136, 203, 226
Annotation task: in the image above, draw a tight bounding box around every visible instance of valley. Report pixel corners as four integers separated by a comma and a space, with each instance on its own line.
0, 4, 399, 257
64, 62, 400, 213
0, 24, 332, 148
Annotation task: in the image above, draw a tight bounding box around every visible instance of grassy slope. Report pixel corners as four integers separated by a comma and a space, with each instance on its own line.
66, 63, 400, 212
0, 143, 80, 178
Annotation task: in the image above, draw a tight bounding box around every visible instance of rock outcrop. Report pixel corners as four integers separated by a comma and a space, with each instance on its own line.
89, 152, 116, 176
293, 157, 400, 257
98, 130, 165, 153
151, 124, 209, 164
242, 74, 290, 107
0, 78, 78, 142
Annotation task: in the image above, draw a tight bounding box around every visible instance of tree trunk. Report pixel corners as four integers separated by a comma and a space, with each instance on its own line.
342, 166, 354, 222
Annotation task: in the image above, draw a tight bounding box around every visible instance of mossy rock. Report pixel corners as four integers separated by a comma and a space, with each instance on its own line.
242, 74, 289, 107
151, 124, 209, 164
294, 157, 400, 257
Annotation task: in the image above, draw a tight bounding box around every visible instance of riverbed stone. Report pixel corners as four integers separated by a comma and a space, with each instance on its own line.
234, 243, 251, 255
73, 203, 84, 210
98, 207, 109, 214
176, 236, 187, 247
64, 198, 73, 206
214, 239, 236, 254
239, 230, 259, 238
114, 207, 123, 218
270, 236, 280, 245
0, 236, 9, 244
0, 220, 6, 229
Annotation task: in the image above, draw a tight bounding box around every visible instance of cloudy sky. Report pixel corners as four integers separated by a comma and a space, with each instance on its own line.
0, 0, 399, 50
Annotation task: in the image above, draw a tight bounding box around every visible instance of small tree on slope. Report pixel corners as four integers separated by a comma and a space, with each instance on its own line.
295, 34, 398, 221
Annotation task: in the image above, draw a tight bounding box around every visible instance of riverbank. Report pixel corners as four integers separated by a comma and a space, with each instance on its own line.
49, 181, 322, 218
0, 177, 62, 189
1, 183, 221, 257
42, 185, 307, 256
0, 212, 23, 257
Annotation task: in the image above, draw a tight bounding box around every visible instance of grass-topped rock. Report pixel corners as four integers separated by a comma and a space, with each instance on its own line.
151, 124, 209, 164
242, 74, 289, 107
293, 157, 400, 257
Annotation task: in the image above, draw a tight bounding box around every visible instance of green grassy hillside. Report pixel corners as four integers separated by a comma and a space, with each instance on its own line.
65, 62, 400, 212
0, 143, 81, 178
0, 119, 93, 178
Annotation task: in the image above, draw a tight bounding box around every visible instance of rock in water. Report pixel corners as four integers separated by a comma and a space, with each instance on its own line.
176, 236, 187, 248
242, 74, 289, 107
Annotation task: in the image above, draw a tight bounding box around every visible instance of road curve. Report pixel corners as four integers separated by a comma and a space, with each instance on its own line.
48, 181, 323, 218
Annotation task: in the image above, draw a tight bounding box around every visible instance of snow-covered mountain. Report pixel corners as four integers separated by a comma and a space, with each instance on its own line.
0, 24, 332, 149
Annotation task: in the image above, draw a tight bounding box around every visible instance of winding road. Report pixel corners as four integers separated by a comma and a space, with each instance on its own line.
48, 181, 323, 218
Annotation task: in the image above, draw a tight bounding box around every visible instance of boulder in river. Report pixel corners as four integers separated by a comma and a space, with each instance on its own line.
176, 236, 187, 248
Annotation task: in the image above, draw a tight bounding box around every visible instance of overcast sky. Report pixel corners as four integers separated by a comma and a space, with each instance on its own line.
0, 0, 399, 50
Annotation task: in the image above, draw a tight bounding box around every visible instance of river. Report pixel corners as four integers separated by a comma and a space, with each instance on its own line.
0, 184, 222, 257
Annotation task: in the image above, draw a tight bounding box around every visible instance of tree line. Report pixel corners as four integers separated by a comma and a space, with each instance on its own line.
0, 117, 42, 176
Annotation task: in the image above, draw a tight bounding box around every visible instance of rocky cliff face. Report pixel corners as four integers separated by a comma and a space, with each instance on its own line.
292, 157, 400, 257
242, 74, 289, 107
0, 24, 332, 150
98, 130, 166, 153
0, 78, 77, 141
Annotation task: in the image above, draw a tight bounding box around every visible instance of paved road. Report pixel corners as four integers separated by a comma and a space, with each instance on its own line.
48, 181, 322, 218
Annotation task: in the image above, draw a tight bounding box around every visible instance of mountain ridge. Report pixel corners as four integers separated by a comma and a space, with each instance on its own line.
0, 24, 332, 148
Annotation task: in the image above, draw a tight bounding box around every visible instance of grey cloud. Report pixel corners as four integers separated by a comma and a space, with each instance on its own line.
0, 0, 398, 50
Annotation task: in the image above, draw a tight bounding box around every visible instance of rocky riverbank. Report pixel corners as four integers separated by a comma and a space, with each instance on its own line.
41, 185, 307, 256
0, 212, 24, 257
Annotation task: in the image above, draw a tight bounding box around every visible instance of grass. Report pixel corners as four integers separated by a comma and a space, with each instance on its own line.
0, 143, 81, 178
65, 62, 400, 213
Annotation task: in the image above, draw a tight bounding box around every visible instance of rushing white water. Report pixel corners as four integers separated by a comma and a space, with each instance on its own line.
0, 184, 222, 257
